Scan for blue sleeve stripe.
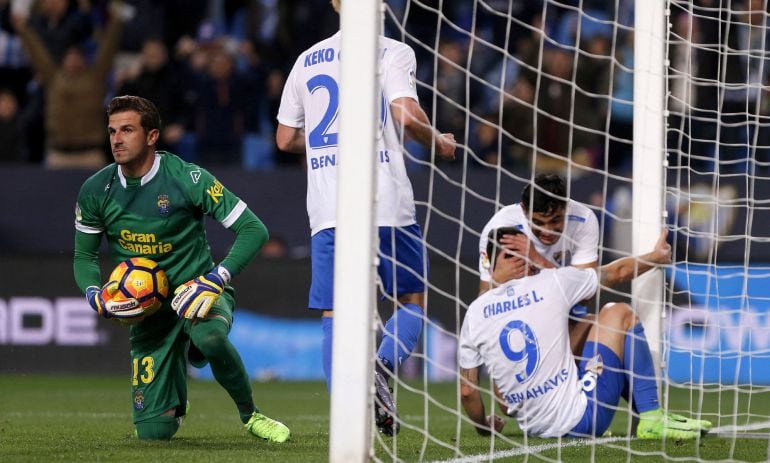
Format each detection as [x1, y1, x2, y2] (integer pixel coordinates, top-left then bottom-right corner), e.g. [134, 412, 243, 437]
[567, 214, 586, 223]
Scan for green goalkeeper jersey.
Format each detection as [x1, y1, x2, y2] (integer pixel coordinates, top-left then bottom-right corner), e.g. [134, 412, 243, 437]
[75, 151, 252, 288]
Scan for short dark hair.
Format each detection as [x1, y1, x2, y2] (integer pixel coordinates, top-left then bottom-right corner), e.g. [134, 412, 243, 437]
[486, 227, 522, 271]
[521, 173, 567, 215]
[107, 95, 161, 133]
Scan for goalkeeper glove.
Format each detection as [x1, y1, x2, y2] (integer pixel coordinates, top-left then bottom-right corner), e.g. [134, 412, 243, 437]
[171, 265, 231, 319]
[85, 282, 141, 319]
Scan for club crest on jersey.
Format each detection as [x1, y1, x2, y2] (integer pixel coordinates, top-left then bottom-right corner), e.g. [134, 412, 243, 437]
[157, 195, 170, 216]
[134, 390, 145, 410]
[190, 170, 201, 184]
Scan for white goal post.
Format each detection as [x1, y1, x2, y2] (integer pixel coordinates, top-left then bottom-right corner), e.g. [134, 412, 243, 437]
[329, 0, 379, 462]
[632, 0, 666, 382]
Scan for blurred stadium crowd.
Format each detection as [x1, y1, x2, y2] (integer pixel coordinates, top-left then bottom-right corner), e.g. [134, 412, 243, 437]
[0, 0, 767, 175]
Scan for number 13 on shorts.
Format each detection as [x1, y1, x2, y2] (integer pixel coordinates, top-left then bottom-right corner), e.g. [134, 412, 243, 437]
[132, 356, 155, 385]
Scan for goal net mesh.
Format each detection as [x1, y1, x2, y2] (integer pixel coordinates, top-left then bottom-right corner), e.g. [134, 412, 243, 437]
[365, 0, 770, 461]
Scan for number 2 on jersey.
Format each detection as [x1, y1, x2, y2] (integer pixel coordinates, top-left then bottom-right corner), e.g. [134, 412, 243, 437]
[306, 75, 339, 149]
[306, 75, 388, 149]
[499, 320, 540, 383]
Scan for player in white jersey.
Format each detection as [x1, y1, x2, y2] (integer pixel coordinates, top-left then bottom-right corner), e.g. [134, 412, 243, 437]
[478, 175, 600, 290]
[459, 229, 711, 439]
[479, 173, 601, 372]
[479, 173, 672, 357]
[275, 0, 455, 436]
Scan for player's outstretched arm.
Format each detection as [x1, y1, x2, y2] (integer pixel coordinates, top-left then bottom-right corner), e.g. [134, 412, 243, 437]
[390, 97, 455, 161]
[276, 124, 306, 154]
[599, 228, 672, 287]
[460, 367, 488, 434]
[460, 367, 504, 435]
[11, 11, 57, 85]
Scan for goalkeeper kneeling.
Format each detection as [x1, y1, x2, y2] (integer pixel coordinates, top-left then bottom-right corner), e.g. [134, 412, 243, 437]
[458, 233, 711, 439]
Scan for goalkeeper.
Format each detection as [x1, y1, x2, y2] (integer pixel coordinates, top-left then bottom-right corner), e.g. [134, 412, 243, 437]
[459, 230, 712, 439]
[73, 95, 290, 442]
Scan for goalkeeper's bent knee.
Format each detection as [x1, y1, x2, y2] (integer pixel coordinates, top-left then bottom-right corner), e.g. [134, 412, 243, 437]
[189, 317, 230, 359]
[135, 415, 179, 440]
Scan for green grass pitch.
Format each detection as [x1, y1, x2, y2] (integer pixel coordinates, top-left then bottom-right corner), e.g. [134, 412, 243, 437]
[1, 375, 769, 462]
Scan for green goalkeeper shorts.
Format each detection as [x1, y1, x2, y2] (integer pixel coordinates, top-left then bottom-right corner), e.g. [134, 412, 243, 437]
[128, 291, 235, 424]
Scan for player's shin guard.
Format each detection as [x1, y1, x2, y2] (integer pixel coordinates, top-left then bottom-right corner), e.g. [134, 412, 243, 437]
[135, 415, 179, 440]
[322, 316, 333, 391]
[377, 303, 424, 373]
[190, 318, 256, 423]
[624, 322, 660, 413]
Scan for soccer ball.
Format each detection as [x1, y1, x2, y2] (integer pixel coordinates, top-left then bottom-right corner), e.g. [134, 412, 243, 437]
[104, 257, 170, 324]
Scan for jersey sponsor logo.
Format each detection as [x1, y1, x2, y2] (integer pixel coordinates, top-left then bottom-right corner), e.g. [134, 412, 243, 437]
[503, 368, 569, 405]
[190, 170, 201, 184]
[118, 229, 173, 255]
[482, 290, 544, 318]
[157, 195, 170, 216]
[207, 180, 224, 203]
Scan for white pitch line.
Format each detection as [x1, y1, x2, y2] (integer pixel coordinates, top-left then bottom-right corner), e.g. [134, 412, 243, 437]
[711, 421, 770, 433]
[426, 436, 630, 463]
[428, 422, 770, 463]
[711, 420, 770, 436]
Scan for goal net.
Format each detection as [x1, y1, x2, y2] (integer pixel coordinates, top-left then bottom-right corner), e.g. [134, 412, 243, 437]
[333, 0, 770, 461]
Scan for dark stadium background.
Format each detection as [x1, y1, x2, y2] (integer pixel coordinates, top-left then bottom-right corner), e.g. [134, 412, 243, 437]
[1, 0, 767, 379]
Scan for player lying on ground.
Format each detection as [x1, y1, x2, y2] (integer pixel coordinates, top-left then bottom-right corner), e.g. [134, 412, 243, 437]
[458, 228, 712, 439]
[74, 95, 290, 442]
